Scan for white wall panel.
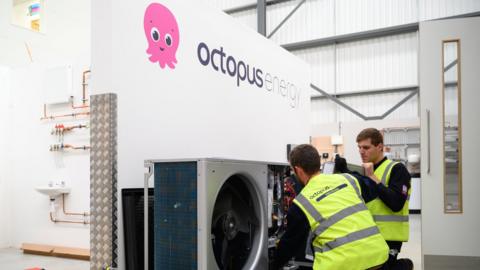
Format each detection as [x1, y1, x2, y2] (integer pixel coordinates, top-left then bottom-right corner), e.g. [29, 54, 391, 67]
[268, 0, 334, 44]
[231, 8, 257, 31]
[337, 92, 418, 122]
[311, 98, 337, 124]
[336, 32, 418, 93]
[1, 0, 91, 250]
[312, 91, 418, 124]
[386, 92, 419, 120]
[336, 0, 417, 35]
[293, 45, 335, 97]
[420, 0, 480, 21]
[201, 0, 256, 11]
[93, 1, 312, 267]
[0, 66, 11, 248]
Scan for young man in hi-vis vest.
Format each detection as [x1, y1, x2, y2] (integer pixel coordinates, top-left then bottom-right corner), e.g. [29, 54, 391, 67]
[356, 128, 413, 270]
[273, 144, 389, 270]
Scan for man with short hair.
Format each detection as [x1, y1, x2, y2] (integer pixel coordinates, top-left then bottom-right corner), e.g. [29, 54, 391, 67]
[274, 144, 389, 270]
[356, 128, 413, 270]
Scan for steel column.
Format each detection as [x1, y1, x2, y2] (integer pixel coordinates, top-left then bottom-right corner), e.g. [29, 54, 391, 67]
[257, 0, 267, 36]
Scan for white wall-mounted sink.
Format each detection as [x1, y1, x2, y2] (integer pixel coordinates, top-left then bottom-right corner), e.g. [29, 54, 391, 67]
[36, 186, 70, 199]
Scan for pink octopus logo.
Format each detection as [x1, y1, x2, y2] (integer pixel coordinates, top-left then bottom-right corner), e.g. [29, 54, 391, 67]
[144, 3, 179, 69]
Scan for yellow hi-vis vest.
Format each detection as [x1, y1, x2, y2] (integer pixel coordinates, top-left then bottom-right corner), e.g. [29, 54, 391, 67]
[293, 174, 389, 270]
[366, 159, 410, 242]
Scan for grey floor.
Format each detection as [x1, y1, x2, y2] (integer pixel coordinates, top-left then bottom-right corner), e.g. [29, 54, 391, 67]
[0, 214, 423, 270]
[401, 214, 422, 270]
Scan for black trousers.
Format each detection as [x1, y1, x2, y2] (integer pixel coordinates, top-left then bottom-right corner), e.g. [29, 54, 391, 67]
[381, 241, 403, 270]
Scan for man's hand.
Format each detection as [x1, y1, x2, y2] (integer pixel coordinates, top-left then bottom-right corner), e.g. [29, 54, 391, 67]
[362, 162, 381, 184]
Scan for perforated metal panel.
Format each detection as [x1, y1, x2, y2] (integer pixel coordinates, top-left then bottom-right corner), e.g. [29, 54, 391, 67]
[90, 93, 118, 270]
[154, 162, 198, 270]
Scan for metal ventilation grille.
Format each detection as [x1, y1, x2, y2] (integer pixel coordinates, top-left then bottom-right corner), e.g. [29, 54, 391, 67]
[155, 162, 197, 270]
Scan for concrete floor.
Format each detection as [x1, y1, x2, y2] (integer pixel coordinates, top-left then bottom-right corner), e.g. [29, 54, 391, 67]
[402, 214, 422, 270]
[0, 214, 423, 270]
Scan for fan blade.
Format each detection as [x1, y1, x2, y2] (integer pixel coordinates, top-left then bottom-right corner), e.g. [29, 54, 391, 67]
[221, 236, 228, 270]
[212, 192, 232, 226]
[230, 189, 259, 229]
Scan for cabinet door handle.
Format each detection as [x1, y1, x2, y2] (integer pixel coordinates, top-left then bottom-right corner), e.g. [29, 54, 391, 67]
[426, 109, 431, 174]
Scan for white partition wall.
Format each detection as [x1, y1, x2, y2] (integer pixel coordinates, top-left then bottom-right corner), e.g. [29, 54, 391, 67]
[420, 17, 480, 269]
[91, 1, 311, 268]
[0, 0, 91, 251]
[0, 67, 11, 248]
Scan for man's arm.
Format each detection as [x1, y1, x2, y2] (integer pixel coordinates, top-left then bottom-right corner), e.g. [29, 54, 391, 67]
[364, 162, 411, 212]
[348, 172, 378, 203]
[273, 203, 310, 269]
[333, 156, 378, 203]
[376, 163, 411, 212]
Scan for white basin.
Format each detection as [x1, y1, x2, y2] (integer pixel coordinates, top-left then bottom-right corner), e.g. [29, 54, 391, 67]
[36, 186, 70, 198]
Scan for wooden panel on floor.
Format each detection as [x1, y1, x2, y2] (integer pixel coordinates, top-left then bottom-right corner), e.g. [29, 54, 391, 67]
[21, 243, 54, 256]
[52, 246, 90, 261]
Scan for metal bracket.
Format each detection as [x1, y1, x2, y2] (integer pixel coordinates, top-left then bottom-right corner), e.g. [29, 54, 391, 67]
[311, 83, 419, 121]
[258, 0, 267, 35]
[267, 0, 306, 38]
[144, 161, 154, 270]
[224, 0, 294, 14]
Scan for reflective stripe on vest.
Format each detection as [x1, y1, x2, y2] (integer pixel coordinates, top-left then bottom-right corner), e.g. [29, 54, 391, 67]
[294, 174, 390, 269]
[373, 215, 409, 222]
[295, 194, 324, 223]
[314, 203, 367, 236]
[367, 159, 410, 242]
[295, 194, 324, 259]
[342, 173, 362, 201]
[313, 226, 380, 253]
[381, 161, 396, 185]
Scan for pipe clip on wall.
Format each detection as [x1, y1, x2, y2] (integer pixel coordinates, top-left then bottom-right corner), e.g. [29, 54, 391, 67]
[49, 143, 91, 152]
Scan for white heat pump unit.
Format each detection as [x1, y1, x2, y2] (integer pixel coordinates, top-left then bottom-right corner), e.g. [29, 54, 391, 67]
[144, 158, 297, 270]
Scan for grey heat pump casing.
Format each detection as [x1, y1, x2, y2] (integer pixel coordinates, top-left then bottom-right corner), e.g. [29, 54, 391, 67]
[150, 158, 278, 270]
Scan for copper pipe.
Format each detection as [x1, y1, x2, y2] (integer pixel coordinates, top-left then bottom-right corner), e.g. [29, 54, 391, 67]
[69, 70, 91, 109]
[63, 124, 88, 132]
[50, 212, 89, 225]
[41, 69, 91, 119]
[71, 103, 89, 109]
[40, 111, 90, 121]
[62, 194, 90, 217]
[24, 42, 33, 63]
[52, 124, 88, 135]
[63, 144, 91, 150]
[50, 144, 91, 151]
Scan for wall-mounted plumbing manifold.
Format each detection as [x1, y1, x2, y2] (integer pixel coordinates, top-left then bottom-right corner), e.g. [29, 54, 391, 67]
[51, 124, 89, 136]
[49, 143, 91, 152]
[51, 123, 89, 144]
